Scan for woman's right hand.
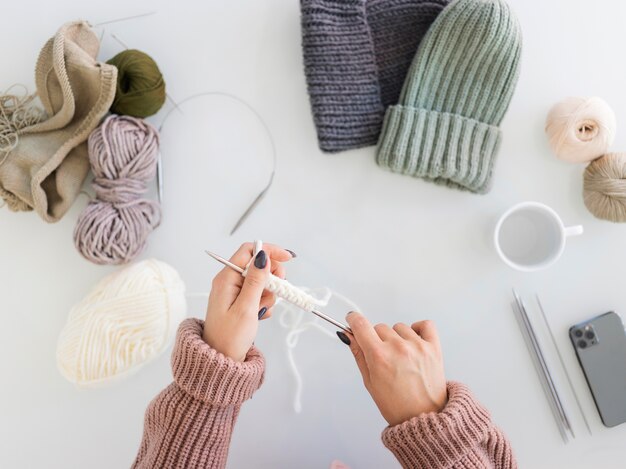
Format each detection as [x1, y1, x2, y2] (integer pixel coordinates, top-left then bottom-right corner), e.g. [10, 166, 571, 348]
[341, 312, 448, 426]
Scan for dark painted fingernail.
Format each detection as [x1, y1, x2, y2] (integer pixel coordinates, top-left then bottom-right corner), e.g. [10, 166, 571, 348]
[258, 307, 268, 320]
[336, 331, 351, 345]
[254, 250, 267, 269]
[286, 249, 297, 258]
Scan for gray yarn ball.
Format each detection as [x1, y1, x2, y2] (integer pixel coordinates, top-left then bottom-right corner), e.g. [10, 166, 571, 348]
[583, 153, 626, 222]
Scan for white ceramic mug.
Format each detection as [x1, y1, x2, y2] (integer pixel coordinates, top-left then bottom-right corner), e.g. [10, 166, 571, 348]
[494, 202, 583, 272]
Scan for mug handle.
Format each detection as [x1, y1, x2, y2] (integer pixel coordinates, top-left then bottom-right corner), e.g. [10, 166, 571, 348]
[564, 225, 584, 237]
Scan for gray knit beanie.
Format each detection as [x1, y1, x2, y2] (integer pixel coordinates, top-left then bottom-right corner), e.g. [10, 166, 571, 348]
[376, 0, 522, 193]
[301, 0, 449, 153]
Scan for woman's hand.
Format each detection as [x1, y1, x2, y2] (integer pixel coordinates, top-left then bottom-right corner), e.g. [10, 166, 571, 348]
[203, 242, 293, 362]
[341, 312, 448, 426]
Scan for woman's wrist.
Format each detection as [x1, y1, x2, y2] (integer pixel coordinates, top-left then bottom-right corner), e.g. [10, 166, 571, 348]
[382, 382, 492, 460]
[201, 328, 246, 362]
[173, 318, 265, 405]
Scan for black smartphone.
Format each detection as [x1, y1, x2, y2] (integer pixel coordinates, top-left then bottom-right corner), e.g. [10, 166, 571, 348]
[570, 312, 626, 427]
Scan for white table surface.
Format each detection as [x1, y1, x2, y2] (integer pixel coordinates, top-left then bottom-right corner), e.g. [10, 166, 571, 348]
[3, 0, 626, 467]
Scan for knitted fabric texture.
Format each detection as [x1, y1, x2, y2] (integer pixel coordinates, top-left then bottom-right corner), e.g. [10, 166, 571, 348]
[132, 319, 265, 468]
[0, 21, 117, 221]
[133, 320, 517, 468]
[382, 381, 517, 468]
[301, 0, 449, 153]
[376, 0, 522, 193]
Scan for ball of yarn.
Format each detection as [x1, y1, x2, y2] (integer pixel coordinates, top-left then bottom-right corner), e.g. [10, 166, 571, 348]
[74, 115, 161, 265]
[545, 97, 616, 163]
[583, 153, 626, 222]
[106, 49, 166, 118]
[56, 259, 186, 387]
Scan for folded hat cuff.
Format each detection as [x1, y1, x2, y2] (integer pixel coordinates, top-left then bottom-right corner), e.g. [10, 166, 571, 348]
[376, 106, 502, 193]
[301, 0, 384, 153]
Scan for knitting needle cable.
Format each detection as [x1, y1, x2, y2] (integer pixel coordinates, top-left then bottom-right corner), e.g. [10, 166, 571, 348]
[158, 92, 276, 235]
[512, 290, 570, 443]
[515, 291, 574, 440]
[205, 250, 351, 333]
[103, 27, 275, 234]
[536, 294, 592, 435]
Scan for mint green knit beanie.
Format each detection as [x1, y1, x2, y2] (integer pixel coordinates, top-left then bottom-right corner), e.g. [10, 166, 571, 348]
[376, 0, 522, 193]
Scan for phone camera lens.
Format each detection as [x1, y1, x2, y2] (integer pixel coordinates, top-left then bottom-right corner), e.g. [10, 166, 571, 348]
[574, 329, 583, 338]
[578, 340, 588, 349]
[585, 330, 595, 340]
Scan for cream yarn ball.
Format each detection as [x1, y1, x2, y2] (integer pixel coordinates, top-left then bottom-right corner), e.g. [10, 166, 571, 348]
[57, 259, 186, 387]
[583, 153, 626, 223]
[545, 97, 616, 163]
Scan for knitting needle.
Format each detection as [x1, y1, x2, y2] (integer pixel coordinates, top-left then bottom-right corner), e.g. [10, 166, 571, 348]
[93, 11, 157, 27]
[156, 151, 164, 204]
[514, 291, 573, 440]
[512, 290, 571, 443]
[229, 170, 274, 236]
[536, 295, 592, 435]
[206, 250, 245, 274]
[205, 250, 352, 334]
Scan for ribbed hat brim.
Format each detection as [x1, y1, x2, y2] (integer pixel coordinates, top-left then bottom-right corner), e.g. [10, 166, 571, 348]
[376, 105, 501, 193]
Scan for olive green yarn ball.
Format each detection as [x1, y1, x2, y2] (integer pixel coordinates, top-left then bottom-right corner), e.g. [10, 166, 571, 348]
[106, 49, 166, 118]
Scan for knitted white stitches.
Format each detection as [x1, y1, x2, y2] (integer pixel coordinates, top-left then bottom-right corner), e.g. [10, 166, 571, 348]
[265, 276, 319, 312]
[243, 240, 322, 312]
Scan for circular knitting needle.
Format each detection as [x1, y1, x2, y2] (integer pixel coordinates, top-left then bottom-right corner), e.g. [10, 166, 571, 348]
[205, 250, 352, 334]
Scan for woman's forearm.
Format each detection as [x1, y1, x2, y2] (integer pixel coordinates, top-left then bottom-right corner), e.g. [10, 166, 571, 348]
[132, 319, 265, 469]
[382, 382, 517, 469]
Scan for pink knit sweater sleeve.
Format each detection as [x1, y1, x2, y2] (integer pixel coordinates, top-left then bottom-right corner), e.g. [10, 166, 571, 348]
[382, 381, 517, 469]
[131, 318, 264, 469]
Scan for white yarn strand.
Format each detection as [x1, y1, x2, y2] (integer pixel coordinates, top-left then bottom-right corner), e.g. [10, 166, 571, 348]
[275, 287, 361, 413]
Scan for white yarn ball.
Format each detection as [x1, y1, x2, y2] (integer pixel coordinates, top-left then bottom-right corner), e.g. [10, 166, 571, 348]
[545, 97, 616, 163]
[57, 259, 186, 387]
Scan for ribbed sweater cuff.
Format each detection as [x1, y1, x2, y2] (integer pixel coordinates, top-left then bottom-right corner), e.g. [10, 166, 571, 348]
[381, 381, 493, 468]
[171, 318, 265, 407]
[301, 0, 384, 152]
[376, 106, 501, 193]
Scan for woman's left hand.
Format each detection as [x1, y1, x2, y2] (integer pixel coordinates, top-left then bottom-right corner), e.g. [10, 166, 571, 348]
[203, 242, 293, 362]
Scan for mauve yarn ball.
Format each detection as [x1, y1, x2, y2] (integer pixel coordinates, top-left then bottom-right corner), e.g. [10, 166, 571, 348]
[74, 115, 161, 264]
[107, 49, 166, 118]
[583, 153, 626, 223]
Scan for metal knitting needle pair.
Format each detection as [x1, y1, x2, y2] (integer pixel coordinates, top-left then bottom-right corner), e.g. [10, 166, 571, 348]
[205, 250, 352, 334]
[512, 290, 591, 443]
